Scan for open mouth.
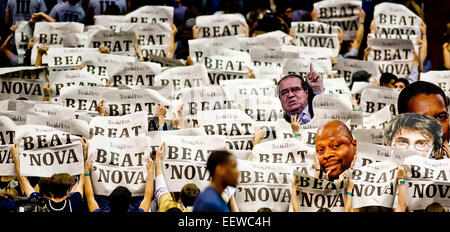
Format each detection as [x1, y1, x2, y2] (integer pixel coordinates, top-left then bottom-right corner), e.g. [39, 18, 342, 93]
[288, 100, 297, 106]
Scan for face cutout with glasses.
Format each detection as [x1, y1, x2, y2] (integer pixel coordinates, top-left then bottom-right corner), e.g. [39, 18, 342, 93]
[392, 128, 433, 158]
[280, 87, 303, 96]
[278, 77, 308, 114]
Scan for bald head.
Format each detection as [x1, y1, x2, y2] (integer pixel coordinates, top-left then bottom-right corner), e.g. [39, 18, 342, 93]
[315, 120, 356, 180]
[317, 120, 353, 141]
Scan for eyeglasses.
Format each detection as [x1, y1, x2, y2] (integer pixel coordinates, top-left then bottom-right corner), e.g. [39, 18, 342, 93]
[393, 139, 431, 152]
[280, 87, 304, 97]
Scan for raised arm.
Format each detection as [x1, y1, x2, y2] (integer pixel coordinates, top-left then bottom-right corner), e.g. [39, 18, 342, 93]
[138, 157, 155, 212]
[166, 24, 178, 59]
[83, 154, 100, 212]
[134, 44, 144, 62]
[253, 127, 265, 147]
[96, 100, 105, 116]
[154, 143, 164, 178]
[443, 43, 450, 70]
[192, 25, 199, 39]
[418, 22, 428, 71]
[291, 114, 301, 140]
[291, 176, 300, 212]
[35, 45, 48, 66]
[43, 83, 51, 101]
[71, 138, 88, 198]
[351, 9, 366, 52]
[394, 165, 407, 212]
[157, 104, 167, 131]
[306, 64, 324, 93]
[229, 195, 240, 212]
[11, 144, 35, 197]
[31, 12, 56, 23]
[311, 9, 317, 21]
[363, 46, 371, 61]
[0, 25, 18, 62]
[344, 177, 354, 212]
[242, 23, 249, 37]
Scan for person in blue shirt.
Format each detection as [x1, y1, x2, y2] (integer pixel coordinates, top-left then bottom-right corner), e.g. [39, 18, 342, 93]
[10, 141, 87, 212]
[4, 0, 47, 26]
[88, 0, 127, 16]
[0, 187, 18, 212]
[193, 150, 239, 212]
[49, 0, 86, 23]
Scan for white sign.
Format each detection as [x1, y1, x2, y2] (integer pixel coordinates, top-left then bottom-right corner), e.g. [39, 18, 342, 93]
[404, 155, 450, 210]
[0, 116, 16, 176]
[374, 2, 422, 37]
[291, 21, 340, 58]
[89, 136, 152, 196]
[161, 134, 226, 191]
[196, 14, 246, 38]
[0, 66, 47, 101]
[154, 63, 209, 99]
[89, 112, 148, 138]
[15, 125, 84, 177]
[314, 0, 362, 40]
[352, 160, 400, 208]
[236, 160, 295, 212]
[368, 38, 414, 79]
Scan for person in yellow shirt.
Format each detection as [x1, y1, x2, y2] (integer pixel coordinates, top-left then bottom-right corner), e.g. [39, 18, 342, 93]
[154, 144, 200, 212]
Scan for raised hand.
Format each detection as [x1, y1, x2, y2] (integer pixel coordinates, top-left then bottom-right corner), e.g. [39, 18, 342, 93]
[96, 100, 105, 116]
[253, 127, 265, 145]
[192, 25, 199, 39]
[306, 63, 324, 93]
[290, 113, 302, 135]
[397, 165, 407, 179]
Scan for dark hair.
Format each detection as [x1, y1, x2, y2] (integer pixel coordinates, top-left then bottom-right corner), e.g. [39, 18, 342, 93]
[217, 0, 240, 14]
[383, 113, 443, 155]
[253, 13, 283, 33]
[39, 177, 52, 198]
[257, 207, 272, 212]
[67, 0, 79, 5]
[300, 12, 312, 21]
[398, 81, 449, 114]
[445, 24, 450, 44]
[379, 73, 397, 86]
[316, 207, 331, 212]
[359, 206, 393, 212]
[340, 41, 352, 56]
[180, 183, 200, 206]
[350, 70, 371, 90]
[166, 207, 183, 213]
[109, 186, 132, 213]
[105, 4, 121, 15]
[425, 202, 446, 212]
[206, 150, 233, 177]
[49, 173, 74, 199]
[395, 78, 409, 87]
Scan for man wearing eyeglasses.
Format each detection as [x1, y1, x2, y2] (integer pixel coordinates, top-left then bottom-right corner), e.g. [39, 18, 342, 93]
[384, 113, 443, 159]
[278, 64, 325, 125]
